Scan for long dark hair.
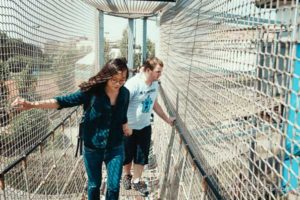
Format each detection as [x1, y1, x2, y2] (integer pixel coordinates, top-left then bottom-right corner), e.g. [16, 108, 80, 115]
[79, 58, 128, 92]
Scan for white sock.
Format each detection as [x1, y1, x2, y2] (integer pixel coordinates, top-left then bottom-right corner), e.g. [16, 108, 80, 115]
[133, 178, 140, 183]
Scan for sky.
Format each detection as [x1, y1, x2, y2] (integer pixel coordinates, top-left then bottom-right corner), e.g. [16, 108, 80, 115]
[104, 14, 160, 45]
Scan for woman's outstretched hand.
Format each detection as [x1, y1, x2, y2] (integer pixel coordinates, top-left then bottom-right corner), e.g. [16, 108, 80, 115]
[11, 97, 33, 111]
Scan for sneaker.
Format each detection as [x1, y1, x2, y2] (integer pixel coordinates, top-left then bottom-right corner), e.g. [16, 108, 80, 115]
[132, 181, 149, 197]
[123, 174, 132, 190]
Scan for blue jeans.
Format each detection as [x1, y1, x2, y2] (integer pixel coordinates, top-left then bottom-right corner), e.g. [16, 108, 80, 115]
[83, 145, 124, 200]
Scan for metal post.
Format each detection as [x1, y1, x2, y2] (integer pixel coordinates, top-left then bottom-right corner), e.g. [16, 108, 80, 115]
[22, 159, 30, 199]
[142, 17, 148, 63]
[159, 92, 179, 199]
[0, 174, 5, 200]
[186, 165, 196, 200]
[98, 10, 105, 69]
[128, 19, 134, 69]
[177, 149, 188, 200]
[281, 0, 299, 191]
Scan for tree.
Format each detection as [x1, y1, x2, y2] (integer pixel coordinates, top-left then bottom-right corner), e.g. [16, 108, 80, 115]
[0, 60, 10, 127]
[119, 29, 142, 67]
[147, 39, 155, 58]
[134, 52, 142, 68]
[0, 32, 50, 159]
[119, 29, 128, 60]
[119, 28, 156, 68]
[104, 37, 112, 63]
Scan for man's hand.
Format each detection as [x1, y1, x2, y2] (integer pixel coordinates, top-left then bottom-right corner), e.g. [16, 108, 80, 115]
[123, 123, 133, 136]
[166, 117, 176, 126]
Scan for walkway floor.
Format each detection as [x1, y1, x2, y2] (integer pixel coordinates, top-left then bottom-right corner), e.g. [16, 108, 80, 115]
[97, 142, 159, 200]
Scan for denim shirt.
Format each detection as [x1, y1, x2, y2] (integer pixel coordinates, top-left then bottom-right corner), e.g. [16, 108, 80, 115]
[54, 86, 129, 149]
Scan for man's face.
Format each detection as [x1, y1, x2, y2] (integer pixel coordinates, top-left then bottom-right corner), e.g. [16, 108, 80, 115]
[147, 64, 163, 82]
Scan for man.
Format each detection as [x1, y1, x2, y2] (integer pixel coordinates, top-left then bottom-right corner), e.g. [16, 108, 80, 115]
[123, 57, 175, 196]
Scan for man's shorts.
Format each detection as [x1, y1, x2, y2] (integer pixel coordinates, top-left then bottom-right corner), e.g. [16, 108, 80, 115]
[123, 125, 152, 165]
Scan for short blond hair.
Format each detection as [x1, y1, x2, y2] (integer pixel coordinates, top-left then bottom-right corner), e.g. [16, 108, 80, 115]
[143, 57, 163, 71]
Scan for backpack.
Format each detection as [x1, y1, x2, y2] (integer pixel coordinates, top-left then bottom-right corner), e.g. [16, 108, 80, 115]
[75, 96, 95, 157]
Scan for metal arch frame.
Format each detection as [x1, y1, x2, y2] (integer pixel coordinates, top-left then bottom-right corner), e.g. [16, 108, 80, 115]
[82, 0, 175, 19]
[132, 0, 176, 2]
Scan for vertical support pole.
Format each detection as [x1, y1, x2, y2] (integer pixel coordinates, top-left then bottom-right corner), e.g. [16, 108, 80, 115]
[186, 165, 196, 200]
[142, 17, 148, 63]
[128, 18, 134, 70]
[177, 149, 188, 200]
[155, 15, 161, 57]
[0, 174, 4, 191]
[283, 43, 300, 192]
[22, 159, 30, 199]
[0, 174, 5, 200]
[159, 92, 179, 199]
[98, 10, 105, 69]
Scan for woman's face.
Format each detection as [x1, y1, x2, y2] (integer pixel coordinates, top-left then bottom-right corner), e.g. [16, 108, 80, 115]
[107, 70, 127, 92]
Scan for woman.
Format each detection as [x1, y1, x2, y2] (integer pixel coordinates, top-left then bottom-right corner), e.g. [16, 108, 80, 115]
[12, 58, 132, 200]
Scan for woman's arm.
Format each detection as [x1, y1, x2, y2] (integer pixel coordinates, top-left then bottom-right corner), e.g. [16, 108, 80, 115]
[122, 89, 132, 136]
[12, 90, 88, 111]
[11, 97, 59, 110]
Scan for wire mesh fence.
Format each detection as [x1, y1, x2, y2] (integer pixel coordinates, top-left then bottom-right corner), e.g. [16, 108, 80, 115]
[0, 0, 97, 199]
[158, 0, 300, 199]
[1, 0, 300, 199]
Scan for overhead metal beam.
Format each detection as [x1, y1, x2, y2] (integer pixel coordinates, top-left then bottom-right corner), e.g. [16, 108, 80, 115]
[98, 10, 105, 69]
[133, 0, 176, 2]
[142, 17, 147, 63]
[83, 0, 175, 19]
[128, 19, 134, 69]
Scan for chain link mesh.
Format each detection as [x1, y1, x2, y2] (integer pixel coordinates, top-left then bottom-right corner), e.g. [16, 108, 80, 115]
[158, 0, 300, 199]
[1, 0, 300, 199]
[0, 0, 97, 199]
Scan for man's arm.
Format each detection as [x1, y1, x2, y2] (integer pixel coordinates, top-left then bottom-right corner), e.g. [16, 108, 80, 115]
[153, 100, 175, 125]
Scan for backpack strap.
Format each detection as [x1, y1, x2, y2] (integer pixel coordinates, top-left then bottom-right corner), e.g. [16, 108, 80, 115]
[75, 95, 95, 157]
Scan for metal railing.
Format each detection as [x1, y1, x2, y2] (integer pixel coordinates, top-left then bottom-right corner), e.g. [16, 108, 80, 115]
[158, 0, 300, 199]
[0, 1, 97, 199]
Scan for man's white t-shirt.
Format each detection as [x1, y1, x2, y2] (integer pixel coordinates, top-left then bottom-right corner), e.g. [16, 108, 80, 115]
[125, 73, 159, 130]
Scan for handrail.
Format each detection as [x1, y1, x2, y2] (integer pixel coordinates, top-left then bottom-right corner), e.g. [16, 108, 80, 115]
[0, 107, 81, 177]
[159, 85, 223, 199]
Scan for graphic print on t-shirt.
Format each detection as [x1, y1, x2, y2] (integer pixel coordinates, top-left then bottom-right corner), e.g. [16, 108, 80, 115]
[142, 95, 153, 113]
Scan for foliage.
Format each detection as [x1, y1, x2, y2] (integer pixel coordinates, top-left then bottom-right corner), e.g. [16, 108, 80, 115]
[6, 55, 50, 73]
[105, 37, 112, 63]
[0, 81, 9, 127]
[119, 28, 156, 68]
[147, 39, 155, 58]
[0, 109, 50, 156]
[12, 109, 50, 139]
[15, 66, 38, 96]
[48, 43, 82, 93]
[0, 60, 10, 81]
[135, 52, 142, 68]
[119, 29, 128, 60]
[0, 31, 51, 171]
[0, 31, 43, 62]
